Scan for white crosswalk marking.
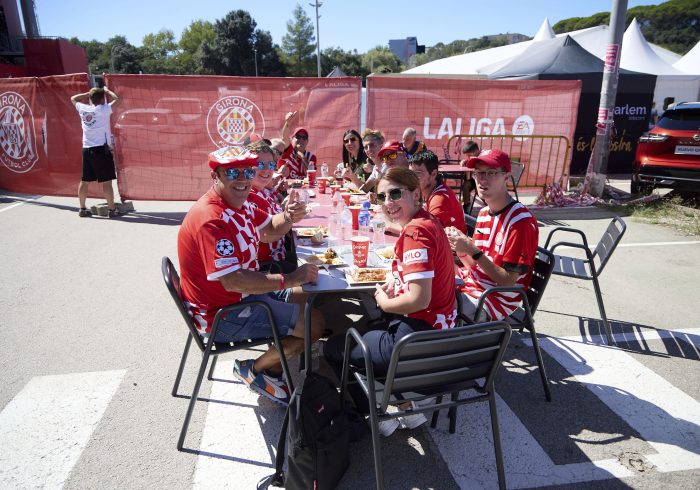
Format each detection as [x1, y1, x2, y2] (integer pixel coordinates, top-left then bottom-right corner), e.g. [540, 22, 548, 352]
[0, 370, 125, 489]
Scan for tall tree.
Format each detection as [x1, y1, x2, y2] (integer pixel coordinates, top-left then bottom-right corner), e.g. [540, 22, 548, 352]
[139, 29, 179, 74]
[280, 4, 316, 77]
[200, 10, 284, 76]
[102, 36, 142, 74]
[178, 20, 216, 74]
[362, 46, 403, 74]
[321, 46, 367, 77]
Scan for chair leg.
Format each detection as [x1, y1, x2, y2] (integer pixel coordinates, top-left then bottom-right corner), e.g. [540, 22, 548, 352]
[526, 324, 552, 402]
[430, 395, 443, 428]
[177, 348, 212, 451]
[592, 276, 614, 345]
[207, 356, 218, 380]
[172, 334, 193, 396]
[367, 403, 385, 490]
[448, 392, 458, 434]
[488, 392, 507, 490]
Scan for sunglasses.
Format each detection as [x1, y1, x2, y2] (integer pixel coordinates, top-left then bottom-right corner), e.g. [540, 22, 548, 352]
[294, 134, 308, 140]
[256, 161, 277, 171]
[343, 137, 357, 144]
[376, 188, 405, 204]
[223, 167, 256, 180]
[381, 151, 399, 162]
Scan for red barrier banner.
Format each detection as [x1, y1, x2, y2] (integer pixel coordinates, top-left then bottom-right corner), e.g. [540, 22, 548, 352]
[366, 76, 582, 186]
[106, 75, 362, 200]
[0, 73, 89, 196]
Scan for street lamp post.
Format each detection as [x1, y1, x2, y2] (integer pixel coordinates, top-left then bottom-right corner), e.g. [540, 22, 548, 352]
[110, 45, 127, 73]
[254, 48, 258, 77]
[309, 1, 322, 77]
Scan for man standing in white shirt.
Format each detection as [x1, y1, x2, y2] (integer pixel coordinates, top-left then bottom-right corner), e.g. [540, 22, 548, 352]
[70, 86, 121, 218]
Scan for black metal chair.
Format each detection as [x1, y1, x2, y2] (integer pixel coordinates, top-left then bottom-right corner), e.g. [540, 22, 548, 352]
[456, 247, 555, 402]
[161, 256, 293, 450]
[543, 216, 627, 345]
[341, 321, 512, 490]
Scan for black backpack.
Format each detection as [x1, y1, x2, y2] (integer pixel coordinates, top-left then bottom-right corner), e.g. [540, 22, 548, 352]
[271, 371, 350, 489]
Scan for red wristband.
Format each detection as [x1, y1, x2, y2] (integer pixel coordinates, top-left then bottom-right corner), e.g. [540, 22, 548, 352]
[280, 274, 285, 291]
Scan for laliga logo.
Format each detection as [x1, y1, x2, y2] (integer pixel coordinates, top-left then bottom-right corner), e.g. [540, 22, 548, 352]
[512, 115, 534, 142]
[207, 95, 266, 147]
[0, 91, 38, 173]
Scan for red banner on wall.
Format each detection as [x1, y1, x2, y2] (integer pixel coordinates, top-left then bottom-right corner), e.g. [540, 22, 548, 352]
[0, 73, 89, 196]
[106, 74, 362, 201]
[366, 75, 581, 186]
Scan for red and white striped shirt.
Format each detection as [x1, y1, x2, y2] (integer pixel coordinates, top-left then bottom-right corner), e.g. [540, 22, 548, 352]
[458, 201, 538, 320]
[277, 145, 317, 179]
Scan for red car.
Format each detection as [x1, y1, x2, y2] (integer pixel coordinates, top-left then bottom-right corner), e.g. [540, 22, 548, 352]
[632, 101, 700, 195]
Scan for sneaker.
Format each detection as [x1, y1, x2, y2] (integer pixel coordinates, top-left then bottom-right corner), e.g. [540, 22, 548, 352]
[397, 398, 435, 430]
[233, 359, 290, 406]
[377, 417, 400, 437]
[78, 208, 92, 218]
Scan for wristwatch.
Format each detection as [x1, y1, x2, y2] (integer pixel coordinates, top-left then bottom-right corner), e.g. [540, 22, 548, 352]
[471, 250, 484, 261]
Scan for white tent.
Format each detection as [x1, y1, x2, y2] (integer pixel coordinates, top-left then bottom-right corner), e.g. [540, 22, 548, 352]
[674, 41, 700, 75]
[532, 17, 556, 42]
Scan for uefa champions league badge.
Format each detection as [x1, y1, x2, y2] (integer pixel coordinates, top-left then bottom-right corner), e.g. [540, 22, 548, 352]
[0, 91, 38, 173]
[207, 95, 266, 148]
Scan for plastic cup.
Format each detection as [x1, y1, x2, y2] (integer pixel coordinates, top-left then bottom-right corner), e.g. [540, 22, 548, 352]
[349, 205, 361, 231]
[341, 192, 352, 207]
[351, 236, 370, 267]
[307, 169, 317, 187]
[330, 185, 341, 197]
[317, 177, 327, 194]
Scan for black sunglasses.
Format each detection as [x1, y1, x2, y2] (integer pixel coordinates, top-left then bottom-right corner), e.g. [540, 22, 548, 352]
[376, 188, 405, 204]
[344, 137, 357, 144]
[294, 134, 308, 140]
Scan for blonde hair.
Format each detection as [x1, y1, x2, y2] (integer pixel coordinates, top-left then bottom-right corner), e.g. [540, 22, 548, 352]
[361, 128, 384, 144]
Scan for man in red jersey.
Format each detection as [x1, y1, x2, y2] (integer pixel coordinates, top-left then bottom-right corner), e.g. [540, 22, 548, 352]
[409, 149, 467, 233]
[177, 146, 325, 406]
[446, 149, 538, 321]
[277, 127, 317, 179]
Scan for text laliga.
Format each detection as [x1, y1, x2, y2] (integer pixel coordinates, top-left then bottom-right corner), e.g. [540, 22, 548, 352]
[423, 117, 509, 139]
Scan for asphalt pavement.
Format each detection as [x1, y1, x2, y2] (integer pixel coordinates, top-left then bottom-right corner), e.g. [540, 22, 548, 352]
[0, 190, 699, 489]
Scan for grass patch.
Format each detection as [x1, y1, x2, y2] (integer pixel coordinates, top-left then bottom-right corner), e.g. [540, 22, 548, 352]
[611, 195, 700, 236]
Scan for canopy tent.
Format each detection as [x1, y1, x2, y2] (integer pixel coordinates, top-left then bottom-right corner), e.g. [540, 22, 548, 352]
[674, 41, 700, 75]
[488, 35, 656, 174]
[532, 17, 556, 42]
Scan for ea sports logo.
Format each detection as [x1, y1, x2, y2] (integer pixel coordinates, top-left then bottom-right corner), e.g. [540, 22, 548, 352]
[0, 91, 38, 173]
[207, 96, 265, 147]
[512, 115, 534, 142]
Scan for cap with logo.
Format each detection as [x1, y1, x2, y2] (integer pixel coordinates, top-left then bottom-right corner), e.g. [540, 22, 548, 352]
[465, 148, 511, 172]
[208, 146, 259, 170]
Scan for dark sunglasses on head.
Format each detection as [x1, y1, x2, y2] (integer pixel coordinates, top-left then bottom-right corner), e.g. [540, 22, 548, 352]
[223, 167, 256, 180]
[256, 161, 277, 171]
[343, 137, 357, 144]
[294, 134, 308, 140]
[376, 188, 405, 204]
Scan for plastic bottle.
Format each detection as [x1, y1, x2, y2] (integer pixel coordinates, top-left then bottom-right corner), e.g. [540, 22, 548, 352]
[373, 210, 386, 246]
[328, 211, 341, 247]
[331, 188, 342, 214]
[320, 161, 329, 178]
[358, 201, 372, 238]
[340, 205, 353, 241]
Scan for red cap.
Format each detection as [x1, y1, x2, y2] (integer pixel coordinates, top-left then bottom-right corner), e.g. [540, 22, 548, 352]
[377, 140, 403, 157]
[465, 148, 511, 172]
[207, 146, 259, 170]
[292, 127, 309, 138]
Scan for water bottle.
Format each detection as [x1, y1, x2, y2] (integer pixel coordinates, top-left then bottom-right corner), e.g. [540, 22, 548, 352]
[328, 212, 341, 247]
[321, 161, 329, 178]
[340, 205, 353, 241]
[331, 188, 342, 214]
[373, 210, 386, 246]
[358, 201, 372, 238]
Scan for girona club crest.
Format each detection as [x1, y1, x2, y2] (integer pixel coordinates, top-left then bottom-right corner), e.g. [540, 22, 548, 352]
[0, 91, 38, 173]
[207, 95, 266, 147]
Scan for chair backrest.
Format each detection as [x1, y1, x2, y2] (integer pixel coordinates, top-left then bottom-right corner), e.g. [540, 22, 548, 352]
[592, 216, 626, 275]
[380, 322, 511, 409]
[526, 247, 555, 315]
[162, 256, 207, 352]
[509, 161, 525, 190]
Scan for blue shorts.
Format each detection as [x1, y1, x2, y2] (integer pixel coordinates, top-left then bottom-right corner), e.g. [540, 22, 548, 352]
[213, 290, 299, 343]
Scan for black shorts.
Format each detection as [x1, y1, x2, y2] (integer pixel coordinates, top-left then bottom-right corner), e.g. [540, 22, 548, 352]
[82, 145, 116, 183]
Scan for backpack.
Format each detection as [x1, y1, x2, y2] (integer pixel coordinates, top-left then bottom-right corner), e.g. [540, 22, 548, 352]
[271, 370, 350, 489]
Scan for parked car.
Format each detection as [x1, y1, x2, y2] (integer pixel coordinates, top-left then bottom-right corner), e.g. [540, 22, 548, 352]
[631, 101, 700, 195]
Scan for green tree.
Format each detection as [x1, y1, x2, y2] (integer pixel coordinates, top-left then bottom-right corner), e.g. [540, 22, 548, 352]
[139, 29, 179, 74]
[200, 10, 285, 76]
[280, 4, 316, 76]
[362, 46, 403, 74]
[101, 36, 141, 74]
[178, 20, 216, 74]
[321, 46, 367, 77]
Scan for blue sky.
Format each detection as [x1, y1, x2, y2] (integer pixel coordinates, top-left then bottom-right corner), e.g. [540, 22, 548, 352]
[35, 0, 667, 52]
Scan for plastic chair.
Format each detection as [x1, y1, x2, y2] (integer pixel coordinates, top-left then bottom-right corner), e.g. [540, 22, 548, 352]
[162, 256, 293, 450]
[544, 217, 627, 345]
[456, 247, 555, 402]
[341, 322, 512, 490]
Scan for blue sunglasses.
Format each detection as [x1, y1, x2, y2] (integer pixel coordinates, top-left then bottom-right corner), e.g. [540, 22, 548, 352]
[257, 161, 277, 171]
[224, 167, 256, 180]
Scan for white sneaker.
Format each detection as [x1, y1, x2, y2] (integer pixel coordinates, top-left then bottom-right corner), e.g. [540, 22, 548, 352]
[377, 417, 400, 437]
[398, 412, 428, 430]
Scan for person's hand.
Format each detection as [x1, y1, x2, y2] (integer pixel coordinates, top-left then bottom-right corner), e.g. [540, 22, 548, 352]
[374, 283, 389, 309]
[285, 110, 297, 123]
[445, 226, 472, 255]
[341, 167, 353, 180]
[379, 278, 395, 298]
[288, 263, 318, 286]
[285, 189, 307, 222]
[362, 162, 374, 174]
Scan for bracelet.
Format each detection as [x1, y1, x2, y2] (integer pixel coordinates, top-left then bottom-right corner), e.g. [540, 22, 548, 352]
[279, 274, 285, 291]
[471, 250, 484, 261]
